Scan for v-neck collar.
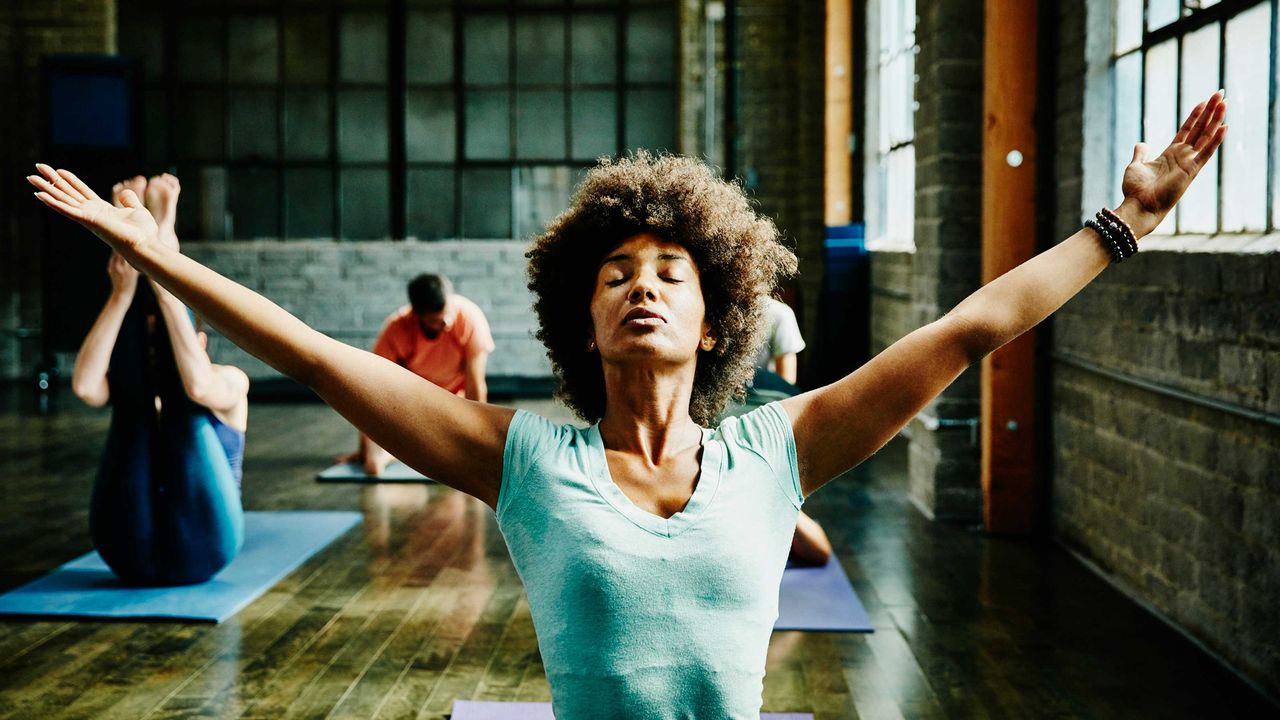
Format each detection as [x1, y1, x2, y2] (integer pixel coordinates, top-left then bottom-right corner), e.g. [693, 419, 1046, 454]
[585, 423, 723, 538]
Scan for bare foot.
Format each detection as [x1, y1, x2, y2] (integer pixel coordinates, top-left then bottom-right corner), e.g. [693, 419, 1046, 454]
[111, 175, 146, 209]
[145, 173, 181, 249]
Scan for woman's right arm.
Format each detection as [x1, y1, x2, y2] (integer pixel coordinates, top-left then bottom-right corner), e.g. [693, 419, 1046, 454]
[30, 166, 512, 508]
[71, 253, 138, 407]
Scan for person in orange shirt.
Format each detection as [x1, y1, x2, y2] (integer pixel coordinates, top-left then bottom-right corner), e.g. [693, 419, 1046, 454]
[339, 273, 495, 475]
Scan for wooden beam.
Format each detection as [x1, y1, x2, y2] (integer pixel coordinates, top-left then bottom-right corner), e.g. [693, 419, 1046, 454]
[981, 0, 1038, 534]
[824, 0, 853, 226]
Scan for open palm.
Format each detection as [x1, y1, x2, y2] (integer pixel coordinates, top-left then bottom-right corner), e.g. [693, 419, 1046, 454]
[1122, 90, 1227, 223]
[28, 164, 158, 253]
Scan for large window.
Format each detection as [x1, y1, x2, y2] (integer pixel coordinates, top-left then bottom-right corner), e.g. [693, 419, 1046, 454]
[119, 0, 678, 241]
[1111, 0, 1278, 236]
[865, 0, 916, 248]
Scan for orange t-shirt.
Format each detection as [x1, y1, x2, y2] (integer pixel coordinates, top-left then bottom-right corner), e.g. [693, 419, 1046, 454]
[372, 296, 496, 396]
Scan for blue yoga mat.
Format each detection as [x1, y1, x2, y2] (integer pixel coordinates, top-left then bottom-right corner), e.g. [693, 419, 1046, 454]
[0, 511, 360, 623]
[317, 461, 431, 483]
[775, 555, 873, 632]
[450, 700, 812, 720]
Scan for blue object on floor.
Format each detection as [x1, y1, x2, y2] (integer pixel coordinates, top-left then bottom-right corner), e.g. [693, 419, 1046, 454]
[0, 511, 360, 623]
[450, 700, 813, 720]
[775, 554, 873, 632]
[317, 461, 431, 483]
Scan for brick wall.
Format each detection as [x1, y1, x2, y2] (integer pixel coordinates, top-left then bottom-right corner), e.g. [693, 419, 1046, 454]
[171, 241, 549, 383]
[902, 0, 985, 519]
[1051, 0, 1280, 699]
[869, 250, 913, 356]
[0, 0, 115, 381]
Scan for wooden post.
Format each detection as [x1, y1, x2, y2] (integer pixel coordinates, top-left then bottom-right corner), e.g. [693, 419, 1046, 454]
[825, 0, 853, 226]
[981, 0, 1037, 534]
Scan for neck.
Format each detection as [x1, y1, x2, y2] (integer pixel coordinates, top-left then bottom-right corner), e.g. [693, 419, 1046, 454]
[597, 359, 701, 465]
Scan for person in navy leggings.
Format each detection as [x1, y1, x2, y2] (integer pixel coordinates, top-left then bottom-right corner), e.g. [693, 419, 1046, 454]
[70, 174, 249, 586]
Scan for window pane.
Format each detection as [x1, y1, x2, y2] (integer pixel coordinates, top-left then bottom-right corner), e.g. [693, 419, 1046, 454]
[1178, 23, 1220, 234]
[407, 10, 453, 84]
[465, 15, 510, 85]
[178, 17, 226, 82]
[1144, 40, 1178, 234]
[1147, 0, 1181, 32]
[229, 16, 279, 83]
[461, 169, 512, 238]
[406, 89, 456, 162]
[144, 90, 169, 164]
[176, 90, 225, 161]
[516, 90, 567, 159]
[1114, 0, 1143, 55]
[514, 166, 574, 239]
[229, 90, 279, 161]
[407, 168, 456, 239]
[626, 7, 675, 83]
[340, 169, 390, 239]
[465, 90, 511, 159]
[338, 89, 388, 161]
[177, 166, 228, 241]
[340, 12, 387, 83]
[571, 89, 617, 160]
[1113, 52, 1142, 202]
[624, 89, 675, 152]
[285, 13, 330, 83]
[284, 90, 331, 160]
[886, 144, 915, 242]
[1222, 2, 1270, 232]
[119, 13, 164, 82]
[285, 168, 333, 239]
[229, 168, 279, 240]
[516, 15, 565, 85]
[572, 14, 617, 85]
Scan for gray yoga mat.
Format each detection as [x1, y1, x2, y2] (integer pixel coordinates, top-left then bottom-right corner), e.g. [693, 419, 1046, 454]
[450, 700, 812, 719]
[317, 461, 431, 483]
[0, 511, 360, 623]
[775, 555, 873, 632]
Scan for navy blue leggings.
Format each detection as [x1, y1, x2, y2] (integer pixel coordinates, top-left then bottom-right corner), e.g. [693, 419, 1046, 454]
[91, 285, 244, 586]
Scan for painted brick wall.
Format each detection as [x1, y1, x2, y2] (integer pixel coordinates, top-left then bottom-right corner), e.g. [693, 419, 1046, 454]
[869, 250, 913, 356]
[176, 241, 549, 383]
[1051, 0, 1280, 699]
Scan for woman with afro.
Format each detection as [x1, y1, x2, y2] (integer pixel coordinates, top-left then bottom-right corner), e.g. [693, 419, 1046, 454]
[29, 89, 1226, 720]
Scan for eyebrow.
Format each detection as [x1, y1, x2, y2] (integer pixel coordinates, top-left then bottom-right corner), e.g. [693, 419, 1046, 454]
[600, 252, 690, 267]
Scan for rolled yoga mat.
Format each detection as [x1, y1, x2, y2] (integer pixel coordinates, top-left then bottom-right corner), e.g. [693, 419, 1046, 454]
[774, 555, 873, 632]
[0, 511, 360, 623]
[317, 461, 431, 483]
[450, 700, 813, 720]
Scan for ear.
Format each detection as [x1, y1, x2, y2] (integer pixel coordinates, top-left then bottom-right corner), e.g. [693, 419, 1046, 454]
[700, 331, 717, 352]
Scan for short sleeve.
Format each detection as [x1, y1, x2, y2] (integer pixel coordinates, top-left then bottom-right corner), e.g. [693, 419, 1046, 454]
[372, 310, 405, 362]
[770, 303, 806, 356]
[454, 299, 497, 357]
[725, 402, 804, 508]
[498, 409, 562, 520]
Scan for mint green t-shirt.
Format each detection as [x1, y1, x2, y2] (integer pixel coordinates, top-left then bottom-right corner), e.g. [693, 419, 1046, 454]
[496, 402, 805, 720]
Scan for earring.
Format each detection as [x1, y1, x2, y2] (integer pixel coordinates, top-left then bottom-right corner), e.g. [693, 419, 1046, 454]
[701, 338, 715, 351]
[587, 340, 596, 352]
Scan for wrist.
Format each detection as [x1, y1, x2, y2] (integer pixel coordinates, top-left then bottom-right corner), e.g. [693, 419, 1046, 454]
[1114, 198, 1160, 240]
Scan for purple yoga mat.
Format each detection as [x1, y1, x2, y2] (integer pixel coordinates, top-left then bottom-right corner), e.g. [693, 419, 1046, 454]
[774, 555, 873, 632]
[450, 700, 812, 720]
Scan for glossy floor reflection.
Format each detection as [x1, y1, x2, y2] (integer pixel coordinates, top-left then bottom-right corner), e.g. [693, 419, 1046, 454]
[0, 391, 1274, 719]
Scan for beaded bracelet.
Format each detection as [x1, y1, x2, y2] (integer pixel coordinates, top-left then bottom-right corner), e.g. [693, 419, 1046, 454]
[1084, 209, 1138, 263]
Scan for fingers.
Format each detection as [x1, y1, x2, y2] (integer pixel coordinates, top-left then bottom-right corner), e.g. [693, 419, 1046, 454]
[1131, 142, 1149, 164]
[58, 169, 103, 202]
[33, 191, 87, 221]
[1194, 124, 1227, 167]
[1193, 96, 1227, 152]
[35, 163, 87, 203]
[28, 174, 79, 206]
[118, 188, 144, 209]
[1174, 102, 1205, 145]
[1186, 91, 1224, 147]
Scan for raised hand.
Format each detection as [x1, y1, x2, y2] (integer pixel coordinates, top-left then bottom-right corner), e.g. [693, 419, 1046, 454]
[28, 164, 159, 255]
[1120, 90, 1227, 237]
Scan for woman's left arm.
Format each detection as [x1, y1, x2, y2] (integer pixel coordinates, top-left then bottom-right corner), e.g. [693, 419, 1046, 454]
[782, 90, 1227, 497]
[152, 283, 248, 413]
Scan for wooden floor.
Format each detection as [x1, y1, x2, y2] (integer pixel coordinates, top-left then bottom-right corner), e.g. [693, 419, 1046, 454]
[0, 390, 1275, 719]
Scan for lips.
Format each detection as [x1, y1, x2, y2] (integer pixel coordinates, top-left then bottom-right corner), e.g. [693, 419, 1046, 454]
[622, 307, 666, 325]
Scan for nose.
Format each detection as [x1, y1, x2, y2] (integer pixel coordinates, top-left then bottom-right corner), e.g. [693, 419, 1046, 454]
[627, 276, 657, 303]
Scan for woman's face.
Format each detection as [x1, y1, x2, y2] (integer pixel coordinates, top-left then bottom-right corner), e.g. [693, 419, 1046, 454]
[589, 232, 712, 364]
